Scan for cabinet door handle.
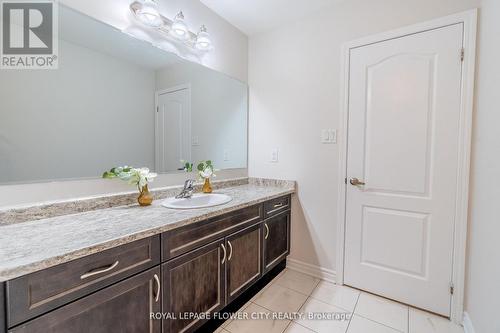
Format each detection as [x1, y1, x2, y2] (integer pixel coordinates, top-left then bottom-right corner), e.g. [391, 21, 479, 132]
[227, 241, 233, 261]
[80, 260, 119, 279]
[264, 223, 270, 240]
[221, 243, 227, 264]
[273, 203, 284, 208]
[153, 274, 161, 303]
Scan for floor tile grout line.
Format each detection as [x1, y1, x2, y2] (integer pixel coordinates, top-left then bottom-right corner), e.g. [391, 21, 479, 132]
[281, 320, 293, 333]
[345, 291, 361, 332]
[290, 321, 319, 333]
[272, 273, 322, 297]
[353, 313, 405, 332]
[222, 298, 253, 329]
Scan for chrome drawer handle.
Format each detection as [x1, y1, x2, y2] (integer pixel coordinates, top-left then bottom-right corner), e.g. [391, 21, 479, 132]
[227, 241, 233, 261]
[221, 243, 227, 264]
[264, 223, 270, 240]
[80, 260, 119, 280]
[153, 274, 161, 303]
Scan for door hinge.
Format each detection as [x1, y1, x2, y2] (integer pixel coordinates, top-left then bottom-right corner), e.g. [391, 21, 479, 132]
[460, 48, 465, 62]
[156, 106, 159, 113]
[450, 282, 455, 295]
[344, 177, 347, 184]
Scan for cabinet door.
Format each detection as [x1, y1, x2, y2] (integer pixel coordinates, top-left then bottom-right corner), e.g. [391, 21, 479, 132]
[10, 267, 161, 333]
[162, 239, 225, 333]
[263, 210, 291, 273]
[226, 223, 262, 303]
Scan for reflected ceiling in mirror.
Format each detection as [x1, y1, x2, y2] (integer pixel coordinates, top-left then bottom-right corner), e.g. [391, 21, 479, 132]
[0, 4, 248, 185]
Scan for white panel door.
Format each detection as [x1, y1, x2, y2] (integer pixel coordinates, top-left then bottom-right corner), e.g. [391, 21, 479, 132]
[344, 24, 464, 316]
[156, 88, 191, 173]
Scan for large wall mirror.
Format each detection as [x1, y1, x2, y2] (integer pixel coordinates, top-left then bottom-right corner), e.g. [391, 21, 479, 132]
[0, 4, 248, 185]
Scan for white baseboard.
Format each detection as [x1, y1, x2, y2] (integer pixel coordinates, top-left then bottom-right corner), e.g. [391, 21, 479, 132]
[463, 312, 475, 333]
[286, 258, 336, 283]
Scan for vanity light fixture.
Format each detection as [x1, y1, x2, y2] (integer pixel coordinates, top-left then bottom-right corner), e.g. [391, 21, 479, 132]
[135, 0, 162, 28]
[170, 11, 189, 40]
[130, 1, 213, 51]
[195, 25, 212, 50]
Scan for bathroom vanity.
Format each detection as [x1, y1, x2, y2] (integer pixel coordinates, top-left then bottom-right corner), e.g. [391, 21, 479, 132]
[0, 180, 293, 333]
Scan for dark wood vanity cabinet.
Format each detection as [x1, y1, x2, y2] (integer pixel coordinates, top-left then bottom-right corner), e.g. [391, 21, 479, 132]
[263, 210, 291, 273]
[225, 223, 263, 303]
[2, 195, 291, 333]
[1, 283, 5, 333]
[162, 222, 264, 333]
[162, 239, 226, 333]
[10, 267, 161, 333]
[7, 236, 160, 327]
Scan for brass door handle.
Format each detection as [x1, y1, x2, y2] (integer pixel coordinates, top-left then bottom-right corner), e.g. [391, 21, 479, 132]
[80, 261, 119, 279]
[349, 178, 366, 186]
[153, 274, 161, 303]
[221, 243, 227, 264]
[227, 241, 233, 261]
[264, 223, 270, 240]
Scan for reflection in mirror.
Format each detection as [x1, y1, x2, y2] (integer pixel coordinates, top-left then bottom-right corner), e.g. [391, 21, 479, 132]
[0, 4, 247, 185]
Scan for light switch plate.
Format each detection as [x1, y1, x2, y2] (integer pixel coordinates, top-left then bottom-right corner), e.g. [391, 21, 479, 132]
[270, 148, 279, 163]
[223, 149, 230, 161]
[330, 129, 337, 143]
[321, 129, 337, 144]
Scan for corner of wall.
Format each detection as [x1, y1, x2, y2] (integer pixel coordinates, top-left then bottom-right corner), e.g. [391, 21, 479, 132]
[463, 312, 476, 333]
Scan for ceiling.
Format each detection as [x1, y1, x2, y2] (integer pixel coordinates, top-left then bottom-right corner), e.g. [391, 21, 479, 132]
[200, 0, 342, 36]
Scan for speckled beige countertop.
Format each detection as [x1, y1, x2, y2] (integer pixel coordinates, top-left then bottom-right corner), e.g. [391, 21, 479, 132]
[0, 179, 295, 282]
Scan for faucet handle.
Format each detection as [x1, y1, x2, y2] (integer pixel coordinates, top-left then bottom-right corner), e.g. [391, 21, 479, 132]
[184, 179, 195, 189]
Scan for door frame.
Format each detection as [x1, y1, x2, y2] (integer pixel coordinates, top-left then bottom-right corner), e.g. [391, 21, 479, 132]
[155, 83, 192, 172]
[335, 9, 477, 324]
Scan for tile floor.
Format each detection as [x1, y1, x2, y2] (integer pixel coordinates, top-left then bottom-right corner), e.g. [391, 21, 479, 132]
[214, 269, 464, 333]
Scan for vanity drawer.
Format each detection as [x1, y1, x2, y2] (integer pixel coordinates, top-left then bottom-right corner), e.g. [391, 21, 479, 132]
[6, 235, 160, 327]
[264, 195, 291, 218]
[162, 204, 263, 261]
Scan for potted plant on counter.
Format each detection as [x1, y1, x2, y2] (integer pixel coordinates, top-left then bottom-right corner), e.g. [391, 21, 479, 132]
[102, 166, 157, 206]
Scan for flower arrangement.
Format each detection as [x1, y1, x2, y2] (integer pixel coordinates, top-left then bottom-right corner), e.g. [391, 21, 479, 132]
[102, 166, 157, 206]
[197, 160, 215, 180]
[179, 160, 217, 193]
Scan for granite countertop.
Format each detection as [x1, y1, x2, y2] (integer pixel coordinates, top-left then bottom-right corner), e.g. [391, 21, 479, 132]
[0, 181, 295, 282]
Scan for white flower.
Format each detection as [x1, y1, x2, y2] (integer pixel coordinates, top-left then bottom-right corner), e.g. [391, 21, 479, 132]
[199, 167, 213, 179]
[134, 167, 157, 188]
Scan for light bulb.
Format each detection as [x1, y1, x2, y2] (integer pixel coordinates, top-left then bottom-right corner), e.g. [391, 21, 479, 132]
[136, 0, 162, 27]
[171, 11, 189, 40]
[195, 25, 212, 50]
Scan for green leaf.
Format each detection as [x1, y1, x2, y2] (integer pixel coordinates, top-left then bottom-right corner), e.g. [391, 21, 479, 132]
[197, 162, 204, 171]
[102, 171, 116, 179]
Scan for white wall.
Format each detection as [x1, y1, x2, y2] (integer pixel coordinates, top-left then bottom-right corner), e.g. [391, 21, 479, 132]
[156, 62, 248, 170]
[60, 0, 248, 82]
[464, 0, 500, 332]
[248, 0, 481, 273]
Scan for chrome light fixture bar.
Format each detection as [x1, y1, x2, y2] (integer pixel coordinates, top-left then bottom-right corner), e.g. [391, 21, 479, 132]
[130, 1, 212, 51]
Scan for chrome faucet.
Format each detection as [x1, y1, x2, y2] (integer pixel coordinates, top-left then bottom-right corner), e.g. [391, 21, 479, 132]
[175, 179, 195, 199]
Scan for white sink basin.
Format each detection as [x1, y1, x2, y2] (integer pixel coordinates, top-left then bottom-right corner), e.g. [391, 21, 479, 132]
[162, 193, 232, 209]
